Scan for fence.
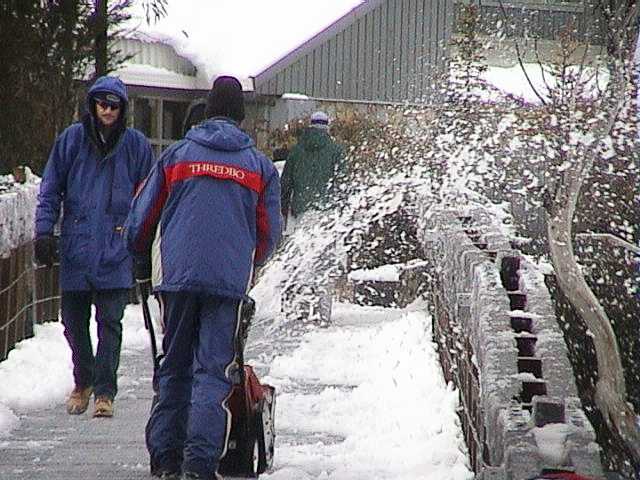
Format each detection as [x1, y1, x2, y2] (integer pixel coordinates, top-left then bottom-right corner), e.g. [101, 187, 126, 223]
[0, 241, 60, 362]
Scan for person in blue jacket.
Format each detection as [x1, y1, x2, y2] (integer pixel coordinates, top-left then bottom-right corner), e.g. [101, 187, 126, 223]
[124, 75, 281, 480]
[34, 75, 154, 418]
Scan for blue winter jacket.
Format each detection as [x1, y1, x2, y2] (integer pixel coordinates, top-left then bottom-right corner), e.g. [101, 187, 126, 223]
[35, 76, 154, 291]
[124, 118, 282, 299]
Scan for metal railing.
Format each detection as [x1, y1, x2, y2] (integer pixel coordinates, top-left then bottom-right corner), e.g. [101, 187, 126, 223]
[0, 241, 60, 362]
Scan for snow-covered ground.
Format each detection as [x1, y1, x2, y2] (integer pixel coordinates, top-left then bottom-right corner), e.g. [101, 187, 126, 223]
[0, 269, 472, 480]
[259, 301, 472, 480]
[0, 304, 152, 436]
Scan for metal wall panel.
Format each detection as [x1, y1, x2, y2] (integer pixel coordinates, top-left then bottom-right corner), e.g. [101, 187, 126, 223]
[349, 20, 358, 98]
[254, 0, 456, 102]
[415, 0, 426, 98]
[371, 5, 381, 99]
[471, 1, 603, 44]
[393, 0, 403, 101]
[364, 11, 374, 101]
[336, 32, 344, 99]
[357, 17, 366, 99]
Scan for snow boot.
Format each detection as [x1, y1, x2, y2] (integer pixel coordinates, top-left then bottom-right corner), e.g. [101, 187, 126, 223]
[93, 395, 114, 417]
[66, 386, 93, 415]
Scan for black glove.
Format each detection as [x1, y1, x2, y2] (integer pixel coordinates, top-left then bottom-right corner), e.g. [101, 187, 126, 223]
[134, 257, 152, 300]
[34, 235, 58, 267]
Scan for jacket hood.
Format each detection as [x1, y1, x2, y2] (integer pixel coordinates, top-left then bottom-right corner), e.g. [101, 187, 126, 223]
[87, 76, 129, 106]
[298, 127, 331, 152]
[84, 76, 129, 154]
[185, 118, 254, 152]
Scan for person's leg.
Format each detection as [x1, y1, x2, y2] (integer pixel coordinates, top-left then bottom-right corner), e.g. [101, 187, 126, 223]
[182, 295, 241, 479]
[61, 290, 94, 413]
[146, 291, 198, 476]
[92, 288, 129, 402]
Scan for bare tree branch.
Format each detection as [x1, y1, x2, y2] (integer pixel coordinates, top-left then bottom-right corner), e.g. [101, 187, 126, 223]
[533, 38, 554, 99]
[576, 233, 640, 255]
[496, 0, 548, 105]
[140, 0, 167, 25]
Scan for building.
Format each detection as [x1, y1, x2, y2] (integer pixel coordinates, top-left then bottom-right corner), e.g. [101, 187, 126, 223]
[112, 0, 604, 151]
[253, 0, 601, 104]
[253, 0, 454, 104]
[112, 36, 211, 156]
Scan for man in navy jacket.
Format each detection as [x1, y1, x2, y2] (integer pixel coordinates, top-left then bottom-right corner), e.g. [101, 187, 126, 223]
[34, 75, 154, 418]
[125, 76, 281, 480]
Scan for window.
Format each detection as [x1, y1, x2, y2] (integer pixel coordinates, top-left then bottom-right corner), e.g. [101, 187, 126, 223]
[133, 97, 158, 139]
[163, 101, 189, 140]
[131, 96, 191, 157]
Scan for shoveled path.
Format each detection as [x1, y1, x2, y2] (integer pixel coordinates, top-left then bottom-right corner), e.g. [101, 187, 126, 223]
[0, 348, 157, 480]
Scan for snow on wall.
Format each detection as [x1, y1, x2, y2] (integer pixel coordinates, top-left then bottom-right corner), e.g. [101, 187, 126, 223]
[419, 202, 604, 478]
[0, 170, 40, 259]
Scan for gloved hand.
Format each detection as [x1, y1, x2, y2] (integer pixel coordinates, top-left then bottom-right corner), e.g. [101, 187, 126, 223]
[34, 235, 58, 267]
[134, 257, 152, 300]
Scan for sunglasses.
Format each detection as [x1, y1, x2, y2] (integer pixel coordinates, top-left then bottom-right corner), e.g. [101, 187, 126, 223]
[96, 100, 121, 111]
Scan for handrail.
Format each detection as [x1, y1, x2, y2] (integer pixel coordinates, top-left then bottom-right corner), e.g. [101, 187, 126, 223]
[0, 244, 60, 361]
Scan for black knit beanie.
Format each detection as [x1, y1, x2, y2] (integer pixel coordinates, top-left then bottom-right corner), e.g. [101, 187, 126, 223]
[205, 75, 245, 123]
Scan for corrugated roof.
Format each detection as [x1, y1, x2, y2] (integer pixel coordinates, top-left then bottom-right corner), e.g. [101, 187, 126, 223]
[253, 0, 383, 90]
[113, 38, 211, 90]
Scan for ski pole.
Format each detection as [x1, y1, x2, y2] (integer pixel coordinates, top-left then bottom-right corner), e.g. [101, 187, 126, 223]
[138, 283, 160, 373]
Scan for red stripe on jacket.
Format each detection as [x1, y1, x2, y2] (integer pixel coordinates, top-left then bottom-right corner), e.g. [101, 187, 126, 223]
[135, 160, 269, 256]
[134, 177, 169, 253]
[255, 190, 270, 263]
[165, 161, 264, 193]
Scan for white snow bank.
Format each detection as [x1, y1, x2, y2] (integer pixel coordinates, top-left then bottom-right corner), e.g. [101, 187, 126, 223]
[263, 304, 473, 480]
[348, 264, 401, 282]
[0, 169, 40, 258]
[0, 403, 19, 439]
[483, 63, 609, 104]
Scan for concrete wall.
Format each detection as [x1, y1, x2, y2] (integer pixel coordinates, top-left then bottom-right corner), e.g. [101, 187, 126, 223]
[418, 204, 603, 479]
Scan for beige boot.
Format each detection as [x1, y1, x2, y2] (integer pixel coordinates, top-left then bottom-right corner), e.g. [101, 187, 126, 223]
[66, 386, 93, 415]
[93, 395, 114, 418]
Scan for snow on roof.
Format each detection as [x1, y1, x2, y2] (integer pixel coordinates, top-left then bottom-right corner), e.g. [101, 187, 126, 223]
[122, 30, 216, 88]
[126, 0, 363, 88]
[115, 33, 256, 91]
[114, 63, 210, 90]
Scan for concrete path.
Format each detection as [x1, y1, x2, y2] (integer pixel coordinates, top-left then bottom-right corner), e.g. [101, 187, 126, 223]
[0, 335, 253, 480]
[0, 348, 157, 480]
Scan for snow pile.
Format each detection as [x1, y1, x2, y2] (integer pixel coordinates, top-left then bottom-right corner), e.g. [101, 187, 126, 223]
[259, 303, 473, 480]
[532, 423, 571, 465]
[482, 63, 609, 104]
[0, 169, 40, 258]
[347, 264, 401, 282]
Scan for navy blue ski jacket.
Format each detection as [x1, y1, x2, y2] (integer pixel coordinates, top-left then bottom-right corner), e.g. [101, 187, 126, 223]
[35, 76, 154, 291]
[124, 118, 282, 299]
